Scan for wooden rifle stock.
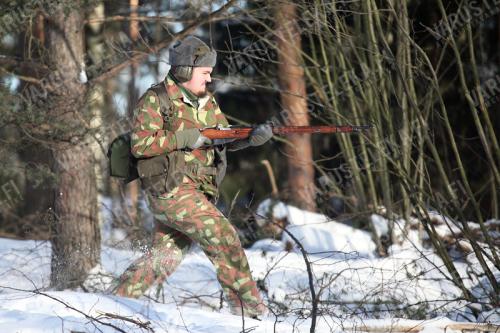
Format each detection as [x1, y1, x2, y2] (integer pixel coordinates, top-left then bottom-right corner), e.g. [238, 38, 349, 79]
[200, 125, 373, 140]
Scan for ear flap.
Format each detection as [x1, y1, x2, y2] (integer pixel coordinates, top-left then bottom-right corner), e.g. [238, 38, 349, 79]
[171, 66, 193, 82]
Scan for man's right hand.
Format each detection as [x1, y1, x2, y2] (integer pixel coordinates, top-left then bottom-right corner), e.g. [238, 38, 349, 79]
[175, 128, 211, 150]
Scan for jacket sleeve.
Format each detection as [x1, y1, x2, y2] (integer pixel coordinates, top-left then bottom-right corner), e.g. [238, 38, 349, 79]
[226, 139, 251, 151]
[130, 90, 178, 158]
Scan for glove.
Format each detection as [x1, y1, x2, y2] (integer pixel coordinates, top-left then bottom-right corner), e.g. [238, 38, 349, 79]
[175, 128, 211, 149]
[226, 124, 273, 151]
[248, 124, 273, 146]
[190, 134, 211, 149]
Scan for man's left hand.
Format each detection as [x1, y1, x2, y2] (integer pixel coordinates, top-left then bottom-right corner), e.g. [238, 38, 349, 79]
[248, 124, 273, 146]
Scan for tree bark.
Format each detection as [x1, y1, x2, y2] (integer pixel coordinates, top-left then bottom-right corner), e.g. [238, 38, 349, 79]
[46, 2, 100, 289]
[275, 2, 316, 212]
[127, 0, 141, 237]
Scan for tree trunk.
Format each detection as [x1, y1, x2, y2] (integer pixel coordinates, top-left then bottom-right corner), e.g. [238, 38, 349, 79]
[126, 0, 141, 238]
[46, 2, 101, 289]
[87, 2, 106, 233]
[275, 2, 316, 212]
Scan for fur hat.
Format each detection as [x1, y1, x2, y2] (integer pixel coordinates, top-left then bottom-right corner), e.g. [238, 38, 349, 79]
[169, 35, 217, 67]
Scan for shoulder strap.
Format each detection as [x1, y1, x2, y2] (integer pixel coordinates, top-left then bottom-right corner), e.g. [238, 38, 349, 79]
[149, 82, 174, 125]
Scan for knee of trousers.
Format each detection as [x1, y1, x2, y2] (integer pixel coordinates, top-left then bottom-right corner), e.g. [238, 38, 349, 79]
[151, 248, 184, 275]
[206, 238, 249, 270]
[202, 222, 244, 251]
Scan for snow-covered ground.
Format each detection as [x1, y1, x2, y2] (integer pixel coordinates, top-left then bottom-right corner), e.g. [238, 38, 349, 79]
[0, 200, 498, 332]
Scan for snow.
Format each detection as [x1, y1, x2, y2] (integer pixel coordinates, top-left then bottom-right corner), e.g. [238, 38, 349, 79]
[257, 198, 377, 257]
[371, 213, 390, 238]
[0, 201, 498, 332]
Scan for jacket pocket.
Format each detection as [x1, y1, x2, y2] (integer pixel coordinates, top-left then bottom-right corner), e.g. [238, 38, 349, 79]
[137, 155, 169, 197]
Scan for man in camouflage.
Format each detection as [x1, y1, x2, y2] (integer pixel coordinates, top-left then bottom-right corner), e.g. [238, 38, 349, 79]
[113, 36, 272, 318]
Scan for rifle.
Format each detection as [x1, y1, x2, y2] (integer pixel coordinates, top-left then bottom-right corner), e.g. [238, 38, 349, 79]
[200, 125, 373, 141]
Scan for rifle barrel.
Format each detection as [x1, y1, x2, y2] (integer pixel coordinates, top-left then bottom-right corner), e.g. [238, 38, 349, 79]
[272, 125, 372, 134]
[201, 125, 373, 140]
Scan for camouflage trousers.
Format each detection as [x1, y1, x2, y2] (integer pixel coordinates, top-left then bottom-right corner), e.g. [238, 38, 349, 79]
[114, 179, 265, 317]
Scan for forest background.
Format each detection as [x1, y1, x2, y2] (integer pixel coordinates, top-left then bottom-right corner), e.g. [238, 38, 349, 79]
[0, 0, 498, 322]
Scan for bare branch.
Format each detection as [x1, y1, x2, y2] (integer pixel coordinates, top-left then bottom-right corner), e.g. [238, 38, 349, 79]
[0, 67, 42, 84]
[85, 14, 239, 25]
[89, 0, 237, 85]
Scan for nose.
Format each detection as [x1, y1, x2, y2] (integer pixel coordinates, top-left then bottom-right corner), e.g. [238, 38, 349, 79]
[206, 75, 212, 83]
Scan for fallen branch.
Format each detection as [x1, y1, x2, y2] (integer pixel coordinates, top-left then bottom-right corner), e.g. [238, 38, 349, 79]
[96, 311, 154, 332]
[349, 320, 500, 333]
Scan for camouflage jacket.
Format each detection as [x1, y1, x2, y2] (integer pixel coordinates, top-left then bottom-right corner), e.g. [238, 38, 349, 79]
[131, 74, 229, 196]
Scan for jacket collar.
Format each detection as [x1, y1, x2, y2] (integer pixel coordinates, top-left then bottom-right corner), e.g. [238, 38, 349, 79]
[165, 74, 184, 101]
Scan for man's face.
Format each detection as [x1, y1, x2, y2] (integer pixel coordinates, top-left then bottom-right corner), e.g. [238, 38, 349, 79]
[182, 66, 213, 97]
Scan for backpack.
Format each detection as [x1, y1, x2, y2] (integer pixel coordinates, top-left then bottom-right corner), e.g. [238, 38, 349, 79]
[107, 132, 138, 183]
[107, 82, 173, 184]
